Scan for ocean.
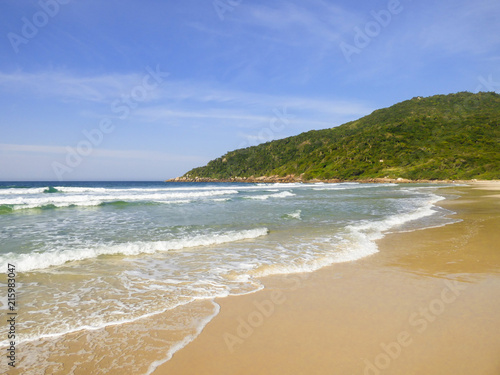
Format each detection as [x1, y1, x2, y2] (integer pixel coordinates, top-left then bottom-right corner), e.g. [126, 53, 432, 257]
[0, 181, 458, 374]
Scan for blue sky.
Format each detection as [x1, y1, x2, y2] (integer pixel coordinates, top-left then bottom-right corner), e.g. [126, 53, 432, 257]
[0, 0, 499, 181]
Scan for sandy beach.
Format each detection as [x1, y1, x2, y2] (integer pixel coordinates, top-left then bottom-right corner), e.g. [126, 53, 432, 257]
[6, 182, 500, 375]
[157, 182, 500, 375]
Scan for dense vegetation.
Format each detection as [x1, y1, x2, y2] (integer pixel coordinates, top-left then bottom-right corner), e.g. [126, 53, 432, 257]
[184, 92, 500, 180]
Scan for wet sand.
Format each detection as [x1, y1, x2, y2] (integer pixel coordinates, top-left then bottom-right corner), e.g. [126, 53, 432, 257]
[157, 183, 500, 375]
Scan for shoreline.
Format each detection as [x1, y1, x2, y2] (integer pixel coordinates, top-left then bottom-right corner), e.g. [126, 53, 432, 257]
[165, 176, 495, 184]
[7, 182, 499, 374]
[156, 182, 500, 375]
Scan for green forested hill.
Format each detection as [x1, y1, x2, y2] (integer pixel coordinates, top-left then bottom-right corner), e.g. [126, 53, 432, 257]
[183, 92, 500, 180]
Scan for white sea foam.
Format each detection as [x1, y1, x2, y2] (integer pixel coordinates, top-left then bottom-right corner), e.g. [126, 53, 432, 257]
[348, 194, 444, 234]
[211, 198, 231, 202]
[246, 191, 296, 200]
[285, 210, 302, 219]
[0, 189, 239, 210]
[144, 301, 221, 375]
[0, 187, 48, 195]
[253, 194, 444, 277]
[312, 183, 396, 191]
[251, 235, 379, 278]
[0, 182, 397, 198]
[155, 199, 192, 205]
[0, 184, 294, 196]
[1, 228, 269, 272]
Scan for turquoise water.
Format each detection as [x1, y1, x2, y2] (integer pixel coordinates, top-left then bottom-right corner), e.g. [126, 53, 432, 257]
[0, 181, 457, 373]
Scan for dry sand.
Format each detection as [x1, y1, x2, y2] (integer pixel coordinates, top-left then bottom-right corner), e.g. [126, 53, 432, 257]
[156, 182, 500, 375]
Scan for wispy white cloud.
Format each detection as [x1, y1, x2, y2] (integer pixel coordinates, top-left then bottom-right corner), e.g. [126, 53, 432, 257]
[135, 86, 373, 117]
[155, 78, 373, 115]
[0, 70, 373, 128]
[134, 108, 271, 123]
[0, 70, 160, 103]
[130, 92, 372, 134]
[238, 1, 360, 44]
[134, 106, 335, 132]
[0, 144, 204, 163]
[0, 144, 67, 155]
